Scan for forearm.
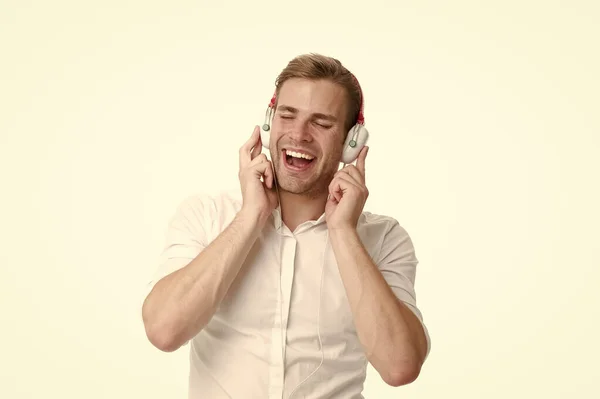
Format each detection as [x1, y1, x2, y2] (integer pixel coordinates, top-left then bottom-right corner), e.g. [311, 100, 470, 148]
[142, 210, 262, 352]
[328, 228, 427, 386]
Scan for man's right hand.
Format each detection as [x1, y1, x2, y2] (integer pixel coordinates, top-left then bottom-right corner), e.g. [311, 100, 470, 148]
[238, 126, 279, 226]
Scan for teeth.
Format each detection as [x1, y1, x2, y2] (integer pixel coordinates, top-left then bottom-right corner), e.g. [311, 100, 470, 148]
[285, 150, 314, 160]
[285, 150, 312, 159]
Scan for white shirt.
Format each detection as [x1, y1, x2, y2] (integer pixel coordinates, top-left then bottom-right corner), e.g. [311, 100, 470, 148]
[145, 190, 430, 399]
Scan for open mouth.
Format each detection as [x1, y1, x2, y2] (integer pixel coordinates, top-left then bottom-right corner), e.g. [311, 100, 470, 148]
[283, 149, 316, 171]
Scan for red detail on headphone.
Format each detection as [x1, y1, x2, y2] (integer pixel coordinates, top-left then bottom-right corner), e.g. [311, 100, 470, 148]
[268, 73, 365, 125]
[351, 74, 365, 125]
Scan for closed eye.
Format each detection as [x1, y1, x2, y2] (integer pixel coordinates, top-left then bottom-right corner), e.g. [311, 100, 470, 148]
[315, 122, 332, 129]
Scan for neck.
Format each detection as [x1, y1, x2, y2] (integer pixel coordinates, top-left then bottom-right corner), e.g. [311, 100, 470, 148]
[279, 190, 327, 232]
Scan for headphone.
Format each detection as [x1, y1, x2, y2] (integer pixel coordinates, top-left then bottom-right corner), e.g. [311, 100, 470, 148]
[260, 75, 370, 165]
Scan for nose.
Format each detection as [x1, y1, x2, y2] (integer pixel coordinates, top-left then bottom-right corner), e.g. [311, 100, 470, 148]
[288, 119, 313, 143]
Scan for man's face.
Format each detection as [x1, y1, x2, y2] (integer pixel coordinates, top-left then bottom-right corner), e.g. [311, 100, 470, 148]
[269, 78, 348, 198]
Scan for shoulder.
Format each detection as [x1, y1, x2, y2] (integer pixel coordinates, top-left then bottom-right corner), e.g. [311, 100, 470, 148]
[358, 211, 410, 239]
[169, 188, 243, 235]
[357, 211, 416, 263]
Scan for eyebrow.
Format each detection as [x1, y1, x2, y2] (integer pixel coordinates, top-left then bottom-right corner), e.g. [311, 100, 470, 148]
[276, 105, 338, 122]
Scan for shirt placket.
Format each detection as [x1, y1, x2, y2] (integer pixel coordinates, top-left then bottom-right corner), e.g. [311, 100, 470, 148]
[268, 234, 296, 399]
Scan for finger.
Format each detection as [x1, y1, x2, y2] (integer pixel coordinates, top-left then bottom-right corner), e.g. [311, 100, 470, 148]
[239, 126, 261, 168]
[329, 173, 363, 202]
[239, 153, 267, 179]
[356, 146, 368, 178]
[254, 160, 275, 189]
[328, 174, 360, 202]
[263, 161, 274, 189]
[250, 131, 262, 160]
[339, 165, 364, 185]
[248, 153, 268, 167]
[328, 177, 344, 203]
[334, 173, 362, 192]
[248, 155, 270, 173]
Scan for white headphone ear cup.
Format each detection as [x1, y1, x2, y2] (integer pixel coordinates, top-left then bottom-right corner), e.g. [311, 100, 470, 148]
[260, 107, 274, 150]
[341, 124, 369, 164]
[260, 125, 270, 149]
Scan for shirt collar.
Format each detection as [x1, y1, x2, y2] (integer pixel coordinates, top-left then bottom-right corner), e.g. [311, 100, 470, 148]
[271, 207, 327, 233]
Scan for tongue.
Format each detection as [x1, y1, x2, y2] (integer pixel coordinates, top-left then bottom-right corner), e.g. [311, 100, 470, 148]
[291, 157, 312, 168]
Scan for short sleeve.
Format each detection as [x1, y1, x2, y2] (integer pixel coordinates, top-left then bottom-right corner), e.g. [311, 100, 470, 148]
[375, 221, 431, 359]
[142, 195, 215, 302]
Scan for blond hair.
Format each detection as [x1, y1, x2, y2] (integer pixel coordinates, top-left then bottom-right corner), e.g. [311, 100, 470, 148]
[273, 53, 363, 132]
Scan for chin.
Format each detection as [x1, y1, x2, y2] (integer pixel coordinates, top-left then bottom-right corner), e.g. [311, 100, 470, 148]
[280, 176, 334, 201]
[278, 176, 316, 194]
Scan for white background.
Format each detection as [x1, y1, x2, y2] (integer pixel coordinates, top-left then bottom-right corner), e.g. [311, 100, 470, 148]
[1, 1, 599, 398]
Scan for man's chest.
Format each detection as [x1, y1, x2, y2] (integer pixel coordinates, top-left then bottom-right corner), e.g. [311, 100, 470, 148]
[213, 231, 358, 345]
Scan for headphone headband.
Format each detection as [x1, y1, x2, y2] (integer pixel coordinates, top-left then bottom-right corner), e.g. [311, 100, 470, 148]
[267, 74, 365, 126]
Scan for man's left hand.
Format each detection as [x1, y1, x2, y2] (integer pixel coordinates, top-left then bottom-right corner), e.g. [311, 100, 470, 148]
[325, 146, 370, 230]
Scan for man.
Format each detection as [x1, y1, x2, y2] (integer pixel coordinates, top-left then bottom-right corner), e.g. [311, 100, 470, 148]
[142, 53, 430, 398]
